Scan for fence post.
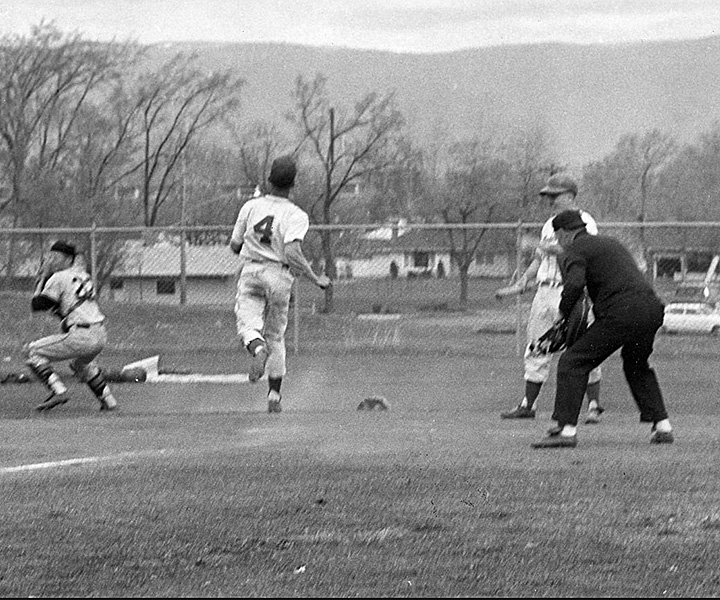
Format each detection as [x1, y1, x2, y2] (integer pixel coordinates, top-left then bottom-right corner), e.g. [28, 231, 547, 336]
[179, 224, 187, 305]
[515, 221, 525, 356]
[90, 223, 98, 293]
[292, 278, 299, 354]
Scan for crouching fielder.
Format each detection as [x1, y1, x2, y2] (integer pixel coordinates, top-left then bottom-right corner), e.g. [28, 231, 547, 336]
[24, 240, 117, 412]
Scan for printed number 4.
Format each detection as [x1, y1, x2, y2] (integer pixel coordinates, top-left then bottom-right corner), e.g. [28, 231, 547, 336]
[253, 215, 274, 245]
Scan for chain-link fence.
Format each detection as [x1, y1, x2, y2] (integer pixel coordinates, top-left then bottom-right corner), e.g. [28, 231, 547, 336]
[2, 221, 720, 357]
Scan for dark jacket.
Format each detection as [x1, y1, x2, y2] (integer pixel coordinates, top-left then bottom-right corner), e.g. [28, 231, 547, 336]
[558, 231, 661, 319]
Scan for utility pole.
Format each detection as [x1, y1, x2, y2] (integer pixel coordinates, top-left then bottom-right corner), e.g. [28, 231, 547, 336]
[179, 150, 188, 304]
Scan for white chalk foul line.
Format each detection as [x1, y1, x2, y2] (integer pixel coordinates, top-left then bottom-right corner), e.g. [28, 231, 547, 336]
[146, 373, 253, 384]
[0, 449, 170, 475]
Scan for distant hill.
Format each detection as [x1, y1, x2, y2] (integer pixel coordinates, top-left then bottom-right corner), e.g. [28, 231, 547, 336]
[144, 37, 720, 167]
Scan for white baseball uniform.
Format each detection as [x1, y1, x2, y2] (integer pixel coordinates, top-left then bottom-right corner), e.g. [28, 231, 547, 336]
[26, 265, 107, 370]
[25, 262, 117, 410]
[524, 210, 602, 385]
[231, 193, 310, 379]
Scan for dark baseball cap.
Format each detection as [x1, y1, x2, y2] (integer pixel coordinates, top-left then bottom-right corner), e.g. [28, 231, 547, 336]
[540, 174, 578, 196]
[50, 240, 76, 257]
[268, 155, 297, 189]
[552, 210, 586, 231]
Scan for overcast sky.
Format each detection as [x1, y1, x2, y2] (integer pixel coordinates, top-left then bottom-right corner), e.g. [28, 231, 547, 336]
[1, 0, 718, 53]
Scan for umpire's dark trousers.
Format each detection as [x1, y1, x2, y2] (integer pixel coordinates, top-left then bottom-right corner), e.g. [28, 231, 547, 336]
[552, 292, 668, 427]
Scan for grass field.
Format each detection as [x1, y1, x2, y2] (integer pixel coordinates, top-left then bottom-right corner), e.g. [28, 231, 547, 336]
[2, 289, 720, 597]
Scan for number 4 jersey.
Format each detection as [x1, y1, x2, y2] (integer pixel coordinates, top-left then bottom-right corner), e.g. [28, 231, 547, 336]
[230, 194, 310, 265]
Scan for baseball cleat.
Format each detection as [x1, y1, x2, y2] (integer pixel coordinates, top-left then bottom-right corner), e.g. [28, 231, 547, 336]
[501, 405, 535, 419]
[650, 430, 674, 444]
[100, 394, 117, 411]
[546, 425, 563, 436]
[584, 406, 605, 424]
[249, 345, 268, 383]
[36, 392, 69, 412]
[531, 434, 577, 448]
[268, 390, 282, 413]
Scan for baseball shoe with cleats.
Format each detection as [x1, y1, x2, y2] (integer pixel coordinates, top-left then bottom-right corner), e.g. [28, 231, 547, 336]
[584, 405, 605, 424]
[99, 393, 117, 411]
[650, 427, 674, 444]
[36, 392, 69, 412]
[501, 405, 535, 419]
[532, 433, 577, 449]
[248, 344, 268, 384]
[268, 390, 282, 414]
[546, 424, 563, 436]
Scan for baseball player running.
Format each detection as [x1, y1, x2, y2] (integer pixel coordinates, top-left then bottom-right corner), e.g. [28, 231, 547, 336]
[499, 174, 604, 423]
[25, 240, 118, 412]
[230, 155, 331, 413]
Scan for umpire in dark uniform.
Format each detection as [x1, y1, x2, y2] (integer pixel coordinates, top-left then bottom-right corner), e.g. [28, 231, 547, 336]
[532, 209, 674, 448]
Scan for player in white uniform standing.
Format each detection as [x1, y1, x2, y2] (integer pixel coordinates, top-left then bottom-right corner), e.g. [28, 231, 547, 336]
[500, 174, 604, 423]
[25, 240, 118, 412]
[230, 155, 331, 413]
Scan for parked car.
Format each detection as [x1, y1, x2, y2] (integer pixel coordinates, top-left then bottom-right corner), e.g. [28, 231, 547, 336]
[661, 302, 720, 335]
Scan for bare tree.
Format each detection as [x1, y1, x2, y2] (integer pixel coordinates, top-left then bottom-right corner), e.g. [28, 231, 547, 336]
[225, 119, 290, 194]
[501, 123, 559, 220]
[0, 22, 131, 223]
[0, 22, 136, 285]
[121, 51, 244, 226]
[365, 137, 426, 222]
[290, 73, 405, 312]
[656, 122, 720, 221]
[426, 139, 515, 309]
[583, 129, 676, 220]
[583, 129, 676, 272]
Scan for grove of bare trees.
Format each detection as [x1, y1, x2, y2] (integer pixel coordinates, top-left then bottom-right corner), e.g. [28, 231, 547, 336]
[3, 23, 720, 306]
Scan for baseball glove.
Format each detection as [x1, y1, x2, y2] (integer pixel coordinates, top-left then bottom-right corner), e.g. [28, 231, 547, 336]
[528, 292, 591, 356]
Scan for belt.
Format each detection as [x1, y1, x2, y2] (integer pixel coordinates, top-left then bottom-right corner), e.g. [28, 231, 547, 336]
[250, 259, 290, 270]
[539, 280, 562, 288]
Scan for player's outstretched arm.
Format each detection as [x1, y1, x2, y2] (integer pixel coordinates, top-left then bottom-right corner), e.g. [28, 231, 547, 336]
[285, 241, 332, 289]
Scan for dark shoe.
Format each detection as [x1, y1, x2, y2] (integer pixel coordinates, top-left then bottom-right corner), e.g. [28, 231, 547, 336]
[268, 390, 282, 414]
[650, 430, 674, 444]
[249, 345, 268, 384]
[546, 425, 563, 436]
[532, 434, 577, 448]
[501, 405, 535, 419]
[36, 392, 69, 412]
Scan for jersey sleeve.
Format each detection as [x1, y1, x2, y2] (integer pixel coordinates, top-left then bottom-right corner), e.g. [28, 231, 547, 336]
[31, 273, 62, 313]
[230, 202, 250, 245]
[283, 209, 310, 244]
[581, 211, 598, 235]
[40, 273, 63, 303]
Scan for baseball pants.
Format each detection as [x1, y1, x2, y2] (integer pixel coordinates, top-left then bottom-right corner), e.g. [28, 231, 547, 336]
[24, 323, 107, 379]
[552, 294, 668, 427]
[525, 285, 601, 384]
[235, 261, 294, 379]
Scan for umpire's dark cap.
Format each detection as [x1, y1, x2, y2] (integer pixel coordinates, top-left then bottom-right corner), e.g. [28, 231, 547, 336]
[268, 155, 297, 189]
[50, 240, 76, 257]
[552, 210, 586, 232]
[540, 174, 578, 196]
